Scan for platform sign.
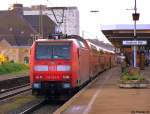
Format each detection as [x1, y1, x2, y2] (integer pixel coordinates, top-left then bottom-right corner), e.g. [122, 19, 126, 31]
[122, 40, 147, 45]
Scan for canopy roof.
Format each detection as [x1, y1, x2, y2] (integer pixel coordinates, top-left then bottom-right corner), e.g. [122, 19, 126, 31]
[101, 24, 150, 47]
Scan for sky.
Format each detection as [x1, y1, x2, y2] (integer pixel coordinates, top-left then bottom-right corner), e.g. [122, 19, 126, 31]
[1, 0, 150, 42]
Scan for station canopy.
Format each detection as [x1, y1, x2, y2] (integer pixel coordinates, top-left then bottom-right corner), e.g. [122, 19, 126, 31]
[101, 24, 150, 48]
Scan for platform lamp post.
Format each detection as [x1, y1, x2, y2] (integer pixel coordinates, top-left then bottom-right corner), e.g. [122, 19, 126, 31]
[132, 0, 140, 67]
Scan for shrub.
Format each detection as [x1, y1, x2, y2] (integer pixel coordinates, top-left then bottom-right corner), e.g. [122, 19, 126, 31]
[121, 68, 129, 76]
[120, 67, 146, 83]
[0, 62, 29, 75]
[121, 75, 145, 81]
[128, 67, 140, 76]
[0, 54, 7, 64]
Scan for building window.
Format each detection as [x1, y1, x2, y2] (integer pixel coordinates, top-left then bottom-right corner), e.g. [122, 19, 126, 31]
[24, 56, 29, 64]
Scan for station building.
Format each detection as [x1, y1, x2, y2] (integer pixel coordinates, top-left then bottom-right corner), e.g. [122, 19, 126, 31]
[23, 5, 80, 35]
[101, 24, 150, 69]
[0, 4, 56, 64]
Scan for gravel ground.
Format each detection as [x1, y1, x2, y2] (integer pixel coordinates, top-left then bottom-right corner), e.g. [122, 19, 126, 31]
[31, 100, 64, 114]
[0, 91, 43, 114]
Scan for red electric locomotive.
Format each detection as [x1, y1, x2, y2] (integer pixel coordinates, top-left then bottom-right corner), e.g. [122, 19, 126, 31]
[29, 35, 115, 96]
[30, 35, 92, 96]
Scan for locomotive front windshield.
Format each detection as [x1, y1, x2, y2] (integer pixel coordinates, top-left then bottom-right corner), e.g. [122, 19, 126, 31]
[36, 42, 71, 59]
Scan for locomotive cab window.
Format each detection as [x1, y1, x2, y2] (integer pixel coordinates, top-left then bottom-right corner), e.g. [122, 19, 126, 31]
[36, 42, 71, 59]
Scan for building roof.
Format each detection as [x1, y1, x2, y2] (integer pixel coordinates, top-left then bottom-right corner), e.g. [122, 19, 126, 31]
[47, 6, 78, 10]
[23, 15, 56, 38]
[23, 5, 78, 11]
[0, 10, 36, 46]
[101, 24, 150, 38]
[0, 9, 56, 46]
[0, 11, 36, 34]
[101, 24, 150, 47]
[101, 24, 150, 30]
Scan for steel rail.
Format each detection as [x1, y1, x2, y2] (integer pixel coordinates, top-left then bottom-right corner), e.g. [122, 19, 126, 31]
[0, 85, 31, 101]
[0, 83, 30, 94]
[19, 100, 46, 114]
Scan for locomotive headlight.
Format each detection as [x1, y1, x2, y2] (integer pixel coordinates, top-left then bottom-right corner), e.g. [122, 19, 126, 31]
[35, 75, 43, 80]
[62, 83, 71, 89]
[33, 83, 41, 89]
[57, 65, 71, 71]
[34, 65, 48, 71]
[62, 75, 70, 80]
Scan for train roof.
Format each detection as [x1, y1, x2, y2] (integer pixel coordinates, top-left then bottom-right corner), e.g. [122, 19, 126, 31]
[35, 35, 85, 42]
[34, 38, 86, 48]
[35, 38, 72, 42]
[34, 36, 115, 53]
[86, 39, 115, 53]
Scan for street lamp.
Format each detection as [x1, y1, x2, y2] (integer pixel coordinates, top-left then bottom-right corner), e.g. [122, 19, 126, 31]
[132, 0, 140, 67]
[90, 10, 100, 13]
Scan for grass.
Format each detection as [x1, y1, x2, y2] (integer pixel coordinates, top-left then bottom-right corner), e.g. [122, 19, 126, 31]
[0, 62, 29, 75]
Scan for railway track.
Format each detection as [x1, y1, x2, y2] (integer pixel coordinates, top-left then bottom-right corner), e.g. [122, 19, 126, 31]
[0, 76, 29, 91]
[19, 99, 64, 114]
[0, 83, 30, 94]
[0, 84, 31, 101]
[19, 100, 46, 114]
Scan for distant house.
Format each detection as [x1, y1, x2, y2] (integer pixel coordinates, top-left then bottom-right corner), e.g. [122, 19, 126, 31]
[0, 10, 35, 63]
[0, 4, 56, 63]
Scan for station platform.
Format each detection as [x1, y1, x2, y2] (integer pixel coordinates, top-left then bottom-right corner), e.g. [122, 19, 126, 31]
[54, 66, 150, 114]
